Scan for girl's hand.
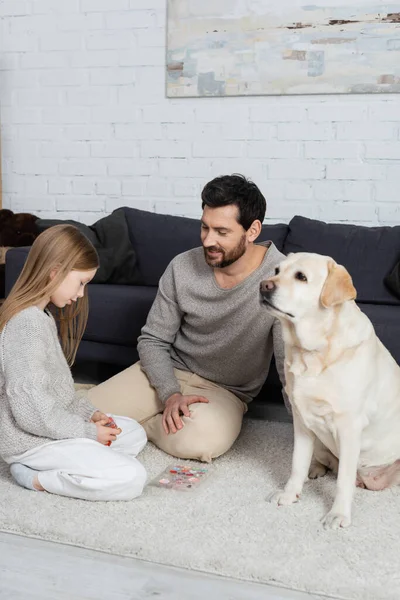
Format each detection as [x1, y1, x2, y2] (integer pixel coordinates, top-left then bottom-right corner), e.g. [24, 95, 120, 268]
[95, 418, 122, 445]
[91, 410, 109, 423]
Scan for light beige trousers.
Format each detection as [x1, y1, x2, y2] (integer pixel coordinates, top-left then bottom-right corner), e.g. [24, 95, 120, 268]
[88, 361, 247, 462]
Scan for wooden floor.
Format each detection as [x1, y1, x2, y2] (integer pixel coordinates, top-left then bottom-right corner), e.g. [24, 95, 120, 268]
[0, 532, 327, 600]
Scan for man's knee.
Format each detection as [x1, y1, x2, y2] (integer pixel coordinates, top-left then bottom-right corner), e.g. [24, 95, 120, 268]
[172, 428, 226, 462]
[171, 425, 241, 462]
[147, 399, 244, 462]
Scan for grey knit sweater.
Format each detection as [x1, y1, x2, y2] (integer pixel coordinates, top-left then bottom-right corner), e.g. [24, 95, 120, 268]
[138, 242, 288, 406]
[0, 306, 98, 461]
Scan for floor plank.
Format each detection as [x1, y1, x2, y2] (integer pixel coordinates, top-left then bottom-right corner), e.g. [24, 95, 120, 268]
[0, 532, 329, 600]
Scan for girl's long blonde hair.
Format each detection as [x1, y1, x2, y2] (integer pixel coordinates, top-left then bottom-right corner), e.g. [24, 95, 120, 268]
[0, 224, 99, 365]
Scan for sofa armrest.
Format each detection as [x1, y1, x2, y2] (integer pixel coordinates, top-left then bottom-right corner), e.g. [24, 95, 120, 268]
[5, 247, 30, 296]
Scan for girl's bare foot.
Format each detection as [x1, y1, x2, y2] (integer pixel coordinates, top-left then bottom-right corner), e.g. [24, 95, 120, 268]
[33, 475, 45, 491]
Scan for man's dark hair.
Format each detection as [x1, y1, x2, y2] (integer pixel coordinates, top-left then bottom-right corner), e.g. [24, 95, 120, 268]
[201, 174, 266, 230]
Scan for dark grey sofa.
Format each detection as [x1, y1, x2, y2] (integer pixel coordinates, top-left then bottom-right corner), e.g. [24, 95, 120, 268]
[5, 208, 400, 415]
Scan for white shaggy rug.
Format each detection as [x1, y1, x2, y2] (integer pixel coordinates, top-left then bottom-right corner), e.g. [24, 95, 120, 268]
[1, 418, 399, 600]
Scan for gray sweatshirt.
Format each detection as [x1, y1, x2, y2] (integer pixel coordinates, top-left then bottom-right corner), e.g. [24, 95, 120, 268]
[0, 306, 98, 461]
[138, 242, 287, 405]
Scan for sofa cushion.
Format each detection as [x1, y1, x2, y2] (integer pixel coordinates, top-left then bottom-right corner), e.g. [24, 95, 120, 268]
[5, 246, 29, 295]
[77, 339, 138, 367]
[84, 284, 157, 347]
[359, 303, 400, 364]
[123, 207, 288, 286]
[259, 223, 288, 252]
[123, 208, 200, 286]
[283, 216, 400, 305]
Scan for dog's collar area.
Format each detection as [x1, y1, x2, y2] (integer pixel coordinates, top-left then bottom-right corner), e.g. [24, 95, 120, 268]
[262, 297, 295, 319]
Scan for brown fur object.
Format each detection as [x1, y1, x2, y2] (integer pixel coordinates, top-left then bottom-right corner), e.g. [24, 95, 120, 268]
[0, 209, 39, 249]
[0, 209, 40, 297]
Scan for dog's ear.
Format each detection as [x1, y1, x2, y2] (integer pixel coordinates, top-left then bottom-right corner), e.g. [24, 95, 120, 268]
[320, 261, 357, 308]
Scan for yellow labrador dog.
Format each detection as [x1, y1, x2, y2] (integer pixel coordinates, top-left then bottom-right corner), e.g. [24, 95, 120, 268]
[260, 252, 400, 529]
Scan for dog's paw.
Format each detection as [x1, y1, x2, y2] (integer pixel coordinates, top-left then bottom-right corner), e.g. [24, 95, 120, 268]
[268, 490, 300, 506]
[321, 510, 351, 530]
[308, 461, 328, 479]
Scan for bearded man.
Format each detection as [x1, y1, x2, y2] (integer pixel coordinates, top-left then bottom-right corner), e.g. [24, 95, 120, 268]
[89, 174, 287, 461]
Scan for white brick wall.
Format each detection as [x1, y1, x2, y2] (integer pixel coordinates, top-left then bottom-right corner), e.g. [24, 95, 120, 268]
[1, 0, 400, 226]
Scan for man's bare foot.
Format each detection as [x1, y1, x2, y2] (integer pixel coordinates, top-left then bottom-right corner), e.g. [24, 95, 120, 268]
[358, 460, 400, 491]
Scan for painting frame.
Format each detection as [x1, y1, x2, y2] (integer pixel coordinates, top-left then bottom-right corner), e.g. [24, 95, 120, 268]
[167, 1, 400, 97]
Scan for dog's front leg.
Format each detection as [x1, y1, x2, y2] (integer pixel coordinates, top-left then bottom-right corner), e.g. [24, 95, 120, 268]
[269, 410, 315, 506]
[321, 419, 361, 530]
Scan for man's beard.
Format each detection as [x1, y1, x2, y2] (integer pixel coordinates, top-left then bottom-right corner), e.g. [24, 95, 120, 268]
[203, 234, 247, 269]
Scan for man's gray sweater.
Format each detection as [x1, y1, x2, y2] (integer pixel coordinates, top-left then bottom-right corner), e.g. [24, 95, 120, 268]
[138, 242, 287, 405]
[0, 307, 98, 461]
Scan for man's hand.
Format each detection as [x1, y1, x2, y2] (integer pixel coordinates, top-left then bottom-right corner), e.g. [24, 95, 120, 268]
[162, 393, 209, 435]
[91, 410, 109, 423]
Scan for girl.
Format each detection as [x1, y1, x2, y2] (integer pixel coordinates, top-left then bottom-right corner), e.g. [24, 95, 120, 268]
[0, 224, 147, 501]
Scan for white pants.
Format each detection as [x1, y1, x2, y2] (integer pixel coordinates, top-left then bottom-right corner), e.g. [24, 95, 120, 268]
[8, 416, 147, 501]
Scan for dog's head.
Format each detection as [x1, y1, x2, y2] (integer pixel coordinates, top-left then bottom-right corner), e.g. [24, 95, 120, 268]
[260, 253, 357, 322]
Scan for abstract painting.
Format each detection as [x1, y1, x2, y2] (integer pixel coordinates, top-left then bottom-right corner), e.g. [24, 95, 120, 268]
[166, 1, 400, 96]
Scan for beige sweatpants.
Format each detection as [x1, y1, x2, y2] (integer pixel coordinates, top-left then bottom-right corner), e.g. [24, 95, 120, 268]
[88, 361, 247, 462]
